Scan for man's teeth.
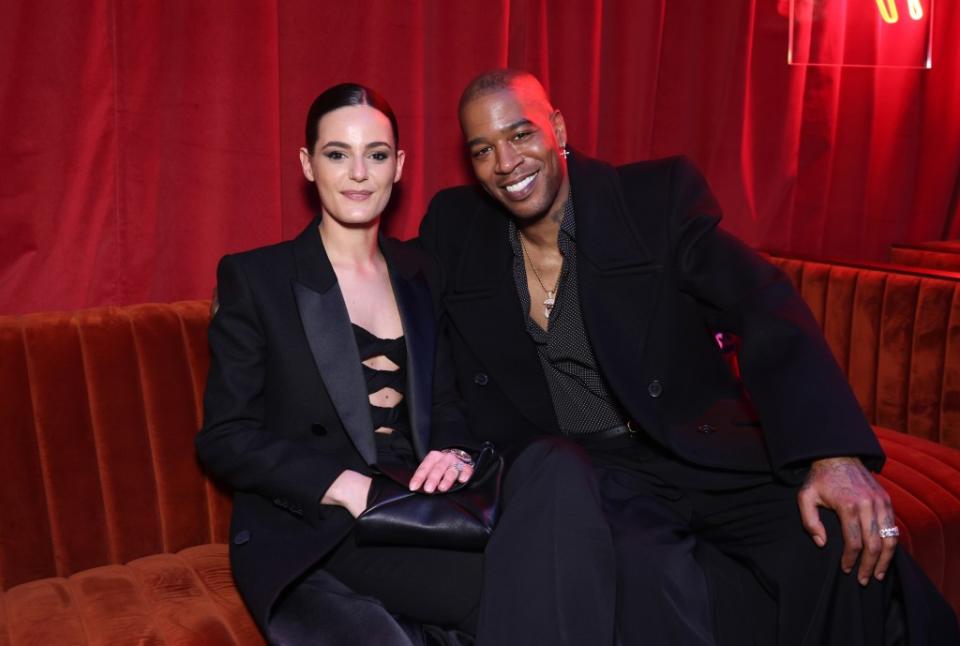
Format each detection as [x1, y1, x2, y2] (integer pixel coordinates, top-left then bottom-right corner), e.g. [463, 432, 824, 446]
[506, 172, 537, 193]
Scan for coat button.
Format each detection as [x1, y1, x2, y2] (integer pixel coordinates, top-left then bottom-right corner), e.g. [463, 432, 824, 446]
[698, 424, 715, 435]
[474, 372, 489, 386]
[233, 530, 251, 545]
[647, 380, 663, 398]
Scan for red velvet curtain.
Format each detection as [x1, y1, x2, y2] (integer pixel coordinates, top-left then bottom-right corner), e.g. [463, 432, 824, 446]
[2, 0, 958, 314]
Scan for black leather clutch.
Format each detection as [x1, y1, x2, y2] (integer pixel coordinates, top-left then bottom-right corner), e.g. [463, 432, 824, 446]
[355, 443, 503, 551]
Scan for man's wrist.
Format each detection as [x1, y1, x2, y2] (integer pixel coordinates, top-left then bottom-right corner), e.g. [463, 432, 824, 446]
[809, 456, 862, 469]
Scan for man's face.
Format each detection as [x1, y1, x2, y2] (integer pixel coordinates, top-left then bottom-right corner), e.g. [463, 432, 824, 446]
[460, 83, 568, 222]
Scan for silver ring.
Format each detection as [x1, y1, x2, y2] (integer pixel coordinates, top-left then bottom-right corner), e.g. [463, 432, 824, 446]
[879, 526, 900, 539]
[449, 461, 465, 474]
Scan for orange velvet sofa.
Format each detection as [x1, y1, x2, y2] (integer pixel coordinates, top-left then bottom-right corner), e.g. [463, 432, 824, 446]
[769, 254, 960, 614]
[0, 255, 958, 644]
[0, 302, 262, 645]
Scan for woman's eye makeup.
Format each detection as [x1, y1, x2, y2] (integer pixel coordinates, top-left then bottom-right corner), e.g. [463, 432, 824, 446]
[320, 148, 391, 162]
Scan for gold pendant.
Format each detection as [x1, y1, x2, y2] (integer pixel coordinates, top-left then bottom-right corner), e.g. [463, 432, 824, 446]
[543, 291, 555, 319]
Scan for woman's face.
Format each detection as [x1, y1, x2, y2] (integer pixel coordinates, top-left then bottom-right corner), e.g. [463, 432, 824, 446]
[299, 105, 404, 228]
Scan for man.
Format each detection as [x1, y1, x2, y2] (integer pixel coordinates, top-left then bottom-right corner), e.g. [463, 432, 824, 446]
[419, 69, 958, 645]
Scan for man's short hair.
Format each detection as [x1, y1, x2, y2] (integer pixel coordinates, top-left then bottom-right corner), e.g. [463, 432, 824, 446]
[458, 69, 546, 115]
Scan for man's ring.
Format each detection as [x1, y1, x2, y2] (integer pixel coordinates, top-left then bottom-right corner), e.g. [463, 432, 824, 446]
[879, 526, 900, 539]
[449, 461, 465, 474]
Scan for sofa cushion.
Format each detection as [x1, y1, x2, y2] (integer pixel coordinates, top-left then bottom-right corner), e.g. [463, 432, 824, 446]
[0, 544, 262, 646]
[875, 427, 960, 613]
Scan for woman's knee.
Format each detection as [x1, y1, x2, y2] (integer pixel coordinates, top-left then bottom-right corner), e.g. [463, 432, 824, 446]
[268, 572, 414, 646]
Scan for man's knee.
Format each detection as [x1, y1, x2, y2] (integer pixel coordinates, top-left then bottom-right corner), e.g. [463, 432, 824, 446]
[508, 436, 592, 476]
[495, 436, 610, 540]
[503, 436, 596, 497]
[813, 507, 847, 560]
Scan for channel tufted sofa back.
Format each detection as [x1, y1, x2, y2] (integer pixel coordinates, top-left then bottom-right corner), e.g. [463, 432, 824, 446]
[0, 301, 230, 590]
[0, 301, 262, 645]
[769, 256, 960, 449]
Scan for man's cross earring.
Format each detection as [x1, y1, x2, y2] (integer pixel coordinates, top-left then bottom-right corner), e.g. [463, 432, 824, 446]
[561, 145, 569, 159]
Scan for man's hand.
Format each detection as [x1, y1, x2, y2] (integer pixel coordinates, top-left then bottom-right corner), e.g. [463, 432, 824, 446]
[797, 457, 897, 585]
[409, 450, 475, 493]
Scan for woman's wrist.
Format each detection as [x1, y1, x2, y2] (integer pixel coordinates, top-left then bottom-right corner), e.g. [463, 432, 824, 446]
[322, 470, 372, 516]
[440, 447, 474, 465]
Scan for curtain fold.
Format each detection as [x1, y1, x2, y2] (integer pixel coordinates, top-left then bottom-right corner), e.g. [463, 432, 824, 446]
[1, 0, 957, 314]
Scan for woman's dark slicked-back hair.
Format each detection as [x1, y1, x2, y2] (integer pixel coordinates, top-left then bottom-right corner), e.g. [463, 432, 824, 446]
[304, 83, 399, 153]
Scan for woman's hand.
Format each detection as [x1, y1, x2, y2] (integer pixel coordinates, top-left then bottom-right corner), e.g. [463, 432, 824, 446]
[409, 450, 474, 493]
[321, 470, 373, 518]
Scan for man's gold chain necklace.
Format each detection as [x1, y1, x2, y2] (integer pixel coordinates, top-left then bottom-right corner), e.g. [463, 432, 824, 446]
[518, 233, 559, 319]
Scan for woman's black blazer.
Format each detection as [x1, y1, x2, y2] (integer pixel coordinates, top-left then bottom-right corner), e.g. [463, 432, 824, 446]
[196, 219, 471, 631]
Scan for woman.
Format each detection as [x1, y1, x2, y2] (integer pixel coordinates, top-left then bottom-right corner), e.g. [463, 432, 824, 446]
[196, 84, 486, 645]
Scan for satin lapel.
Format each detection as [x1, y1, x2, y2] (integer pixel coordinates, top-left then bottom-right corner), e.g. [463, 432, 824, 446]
[445, 201, 558, 434]
[387, 262, 434, 460]
[292, 223, 377, 465]
[570, 155, 664, 424]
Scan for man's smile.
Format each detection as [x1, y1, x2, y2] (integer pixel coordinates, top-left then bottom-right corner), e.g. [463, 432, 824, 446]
[502, 170, 539, 199]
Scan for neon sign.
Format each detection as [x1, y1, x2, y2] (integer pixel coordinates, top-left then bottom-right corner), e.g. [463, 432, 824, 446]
[789, 0, 934, 68]
[875, 0, 925, 23]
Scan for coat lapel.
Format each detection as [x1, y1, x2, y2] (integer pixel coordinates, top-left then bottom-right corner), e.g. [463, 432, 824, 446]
[382, 239, 434, 460]
[292, 222, 377, 465]
[570, 154, 664, 425]
[444, 201, 559, 434]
